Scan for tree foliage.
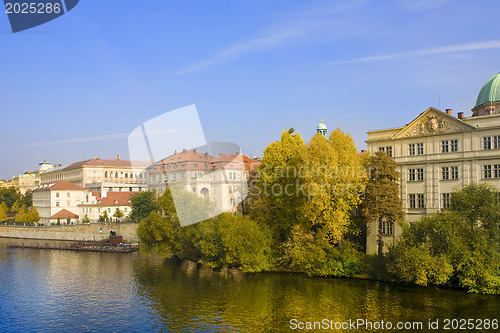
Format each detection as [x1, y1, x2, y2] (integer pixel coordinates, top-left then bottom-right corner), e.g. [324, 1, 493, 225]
[113, 208, 124, 221]
[0, 202, 7, 221]
[138, 189, 274, 272]
[14, 206, 40, 223]
[388, 183, 500, 294]
[129, 191, 157, 222]
[0, 187, 20, 209]
[361, 151, 404, 254]
[99, 210, 110, 222]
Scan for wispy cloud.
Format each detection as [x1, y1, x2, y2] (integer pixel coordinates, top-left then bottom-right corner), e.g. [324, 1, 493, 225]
[331, 40, 500, 65]
[397, 0, 454, 11]
[175, 1, 366, 75]
[175, 29, 307, 75]
[24, 132, 131, 147]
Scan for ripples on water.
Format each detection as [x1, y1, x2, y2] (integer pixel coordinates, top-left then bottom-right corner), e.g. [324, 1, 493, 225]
[0, 238, 499, 332]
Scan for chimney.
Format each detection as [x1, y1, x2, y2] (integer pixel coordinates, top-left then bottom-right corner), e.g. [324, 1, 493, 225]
[117, 154, 121, 160]
[457, 112, 464, 120]
[445, 108, 452, 115]
[101, 189, 107, 198]
[204, 152, 209, 159]
[182, 149, 187, 153]
[193, 149, 197, 154]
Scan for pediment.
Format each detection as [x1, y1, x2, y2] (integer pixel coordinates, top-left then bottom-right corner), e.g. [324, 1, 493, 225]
[392, 107, 476, 139]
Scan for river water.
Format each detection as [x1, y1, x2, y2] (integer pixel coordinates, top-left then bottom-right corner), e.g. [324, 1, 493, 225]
[0, 238, 498, 332]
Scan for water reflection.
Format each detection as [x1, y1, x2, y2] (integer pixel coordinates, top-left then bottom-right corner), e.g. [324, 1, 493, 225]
[132, 258, 500, 332]
[0, 238, 499, 333]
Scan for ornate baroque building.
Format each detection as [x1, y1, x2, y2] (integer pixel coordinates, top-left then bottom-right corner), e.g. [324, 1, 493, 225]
[365, 72, 500, 254]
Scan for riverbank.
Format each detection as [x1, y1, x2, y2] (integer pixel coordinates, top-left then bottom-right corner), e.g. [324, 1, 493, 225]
[0, 222, 138, 243]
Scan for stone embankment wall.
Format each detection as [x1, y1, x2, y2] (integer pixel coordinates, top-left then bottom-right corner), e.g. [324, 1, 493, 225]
[0, 223, 139, 243]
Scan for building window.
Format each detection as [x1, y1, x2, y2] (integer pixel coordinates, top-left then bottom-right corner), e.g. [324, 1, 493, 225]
[442, 193, 451, 209]
[483, 164, 500, 178]
[417, 194, 425, 208]
[55, 192, 59, 198]
[441, 167, 449, 180]
[441, 139, 458, 153]
[417, 168, 424, 181]
[379, 221, 394, 235]
[171, 174, 176, 181]
[124, 208, 127, 213]
[67, 201, 70, 206]
[409, 143, 424, 155]
[495, 165, 500, 178]
[408, 168, 424, 181]
[409, 144, 415, 156]
[379, 146, 393, 157]
[483, 136, 492, 150]
[485, 136, 500, 150]
[484, 165, 492, 178]
[442, 166, 459, 180]
[409, 194, 416, 208]
[67, 192, 70, 198]
[409, 194, 424, 208]
[56, 202, 59, 207]
[228, 171, 237, 180]
[417, 143, 424, 155]
[212, 188, 215, 194]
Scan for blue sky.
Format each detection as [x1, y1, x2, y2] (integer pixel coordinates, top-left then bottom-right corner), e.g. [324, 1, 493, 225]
[1, 0, 500, 178]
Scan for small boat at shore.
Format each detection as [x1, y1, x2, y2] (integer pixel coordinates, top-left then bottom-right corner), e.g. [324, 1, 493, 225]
[7, 233, 139, 253]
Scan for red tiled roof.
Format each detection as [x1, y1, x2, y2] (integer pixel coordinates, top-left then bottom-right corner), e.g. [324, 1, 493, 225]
[64, 158, 150, 170]
[79, 192, 133, 207]
[33, 180, 85, 192]
[50, 209, 79, 219]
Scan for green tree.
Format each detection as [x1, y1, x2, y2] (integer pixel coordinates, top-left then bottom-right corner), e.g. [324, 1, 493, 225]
[82, 214, 91, 223]
[27, 207, 40, 223]
[14, 206, 28, 222]
[361, 151, 404, 255]
[99, 210, 110, 222]
[20, 191, 33, 208]
[0, 187, 20, 209]
[282, 225, 364, 277]
[129, 191, 157, 222]
[252, 129, 307, 241]
[0, 202, 7, 221]
[388, 184, 500, 294]
[113, 208, 125, 222]
[11, 199, 22, 213]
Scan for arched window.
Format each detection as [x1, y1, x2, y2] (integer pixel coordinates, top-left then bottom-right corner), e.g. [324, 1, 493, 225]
[104, 171, 108, 177]
[115, 172, 118, 178]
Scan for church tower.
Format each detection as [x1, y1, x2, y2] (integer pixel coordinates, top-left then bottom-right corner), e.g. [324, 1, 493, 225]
[317, 119, 327, 138]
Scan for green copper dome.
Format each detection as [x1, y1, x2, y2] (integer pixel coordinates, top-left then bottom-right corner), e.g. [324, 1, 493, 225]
[317, 121, 327, 130]
[475, 73, 500, 107]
